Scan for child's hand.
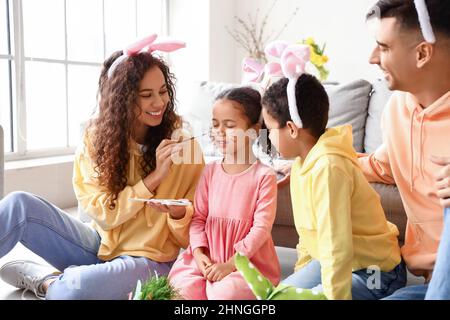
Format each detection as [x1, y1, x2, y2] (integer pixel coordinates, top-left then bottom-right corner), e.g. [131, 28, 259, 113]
[193, 248, 213, 277]
[205, 260, 236, 282]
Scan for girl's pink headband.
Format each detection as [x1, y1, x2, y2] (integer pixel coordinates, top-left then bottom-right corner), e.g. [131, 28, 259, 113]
[107, 34, 186, 78]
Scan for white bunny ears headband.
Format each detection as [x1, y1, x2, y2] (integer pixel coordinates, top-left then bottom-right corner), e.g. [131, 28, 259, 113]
[107, 34, 186, 78]
[242, 41, 311, 128]
[368, 0, 436, 44]
[414, 0, 436, 43]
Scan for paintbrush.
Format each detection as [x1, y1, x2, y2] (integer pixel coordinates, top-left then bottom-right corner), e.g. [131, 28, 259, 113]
[178, 132, 208, 143]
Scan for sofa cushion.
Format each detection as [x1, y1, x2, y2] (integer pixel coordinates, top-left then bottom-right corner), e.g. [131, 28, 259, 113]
[325, 79, 372, 152]
[364, 79, 394, 153]
[369, 183, 406, 244]
[274, 181, 407, 247]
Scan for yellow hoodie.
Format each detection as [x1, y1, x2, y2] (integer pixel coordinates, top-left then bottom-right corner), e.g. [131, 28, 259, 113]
[291, 125, 401, 300]
[72, 136, 205, 262]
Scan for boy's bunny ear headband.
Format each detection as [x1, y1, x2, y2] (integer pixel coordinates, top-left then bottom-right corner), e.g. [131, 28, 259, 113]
[107, 33, 186, 78]
[242, 41, 311, 128]
[367, 0, 436, 44]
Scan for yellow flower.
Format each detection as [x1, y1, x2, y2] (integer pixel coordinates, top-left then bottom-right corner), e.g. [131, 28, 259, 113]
[305, 37, 315, 46]
[297, 37, 329, 81]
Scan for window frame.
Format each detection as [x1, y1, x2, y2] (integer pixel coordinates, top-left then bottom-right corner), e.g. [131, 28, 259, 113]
[4, 0, 169, 162]
[0, 0, 14, 154]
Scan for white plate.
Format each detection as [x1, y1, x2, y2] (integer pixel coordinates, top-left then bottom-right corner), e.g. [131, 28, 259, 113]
[129, 198, 192, 206]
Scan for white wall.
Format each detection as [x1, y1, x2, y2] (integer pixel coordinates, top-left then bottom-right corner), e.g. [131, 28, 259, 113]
[235, 0, 380, 82]
[169, 0, 236, 83]
[169, 0, 210, 83]
[232, 0, 383, 84]
[4, 159, 77, 209]
[169, 0, 237, 115]
[208, 0, 236, 82]
[171, 0, 383, 86]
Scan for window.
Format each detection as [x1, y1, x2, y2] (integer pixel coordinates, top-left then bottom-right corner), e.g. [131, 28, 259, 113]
[0, 0, 13, 153]
[2, 0, 168, 160]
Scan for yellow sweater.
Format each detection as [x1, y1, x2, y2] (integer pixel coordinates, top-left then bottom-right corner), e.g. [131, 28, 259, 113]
[72, 137, 205, 262]
[291, 125, 401, 300]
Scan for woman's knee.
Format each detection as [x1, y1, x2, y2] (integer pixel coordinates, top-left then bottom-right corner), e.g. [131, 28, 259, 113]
[0, 191, 35, 222]
[4, 191, 35, 203]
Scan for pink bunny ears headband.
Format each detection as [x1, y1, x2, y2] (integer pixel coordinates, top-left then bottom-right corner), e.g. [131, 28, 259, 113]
[107, 34, 186, 78]
[243, 41, 311, 128]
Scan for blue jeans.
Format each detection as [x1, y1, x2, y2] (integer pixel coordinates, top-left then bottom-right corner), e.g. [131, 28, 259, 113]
[0, 191, 174, 299]
[282, 259, 407, 300]
[384, 207, 450, 300]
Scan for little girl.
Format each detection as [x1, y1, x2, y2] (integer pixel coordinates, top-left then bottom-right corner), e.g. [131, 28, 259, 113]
[168, 87, 281, 300]
[261, 67, 406, 300]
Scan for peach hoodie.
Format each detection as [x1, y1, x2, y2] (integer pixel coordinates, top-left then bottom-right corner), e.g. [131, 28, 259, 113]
[359, 91, 450, 278]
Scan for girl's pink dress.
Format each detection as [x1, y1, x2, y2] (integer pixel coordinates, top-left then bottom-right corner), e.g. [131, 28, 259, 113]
[168, 160, 281, 300]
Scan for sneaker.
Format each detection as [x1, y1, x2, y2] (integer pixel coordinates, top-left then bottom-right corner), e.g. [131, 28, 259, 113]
[0, 260, 59, 299]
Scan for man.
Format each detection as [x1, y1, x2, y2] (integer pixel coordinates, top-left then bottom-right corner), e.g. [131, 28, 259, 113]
[360, 0, 450, 299]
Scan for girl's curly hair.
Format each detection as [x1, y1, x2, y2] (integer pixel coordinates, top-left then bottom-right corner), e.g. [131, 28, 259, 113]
[86, 51, 181, 209]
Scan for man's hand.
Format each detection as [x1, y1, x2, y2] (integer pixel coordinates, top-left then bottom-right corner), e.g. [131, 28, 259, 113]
[430, 155, 450, 208]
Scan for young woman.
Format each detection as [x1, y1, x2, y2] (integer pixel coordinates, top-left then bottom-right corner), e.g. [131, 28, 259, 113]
[0, 35, 205, 300]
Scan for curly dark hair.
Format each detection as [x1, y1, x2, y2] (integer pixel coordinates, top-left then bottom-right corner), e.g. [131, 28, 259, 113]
[86, 51, 181, 209]
[261, 74, 329, 139]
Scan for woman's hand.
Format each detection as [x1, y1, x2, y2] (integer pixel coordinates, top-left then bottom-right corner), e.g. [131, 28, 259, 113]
[205, 259, 236, 282]
[193, 248, 213, 277]
[143, 139, 182, 193]
[146, 201, 188, 220]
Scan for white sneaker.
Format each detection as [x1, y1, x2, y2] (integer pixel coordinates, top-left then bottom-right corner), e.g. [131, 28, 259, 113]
[0, 260, 59, 299]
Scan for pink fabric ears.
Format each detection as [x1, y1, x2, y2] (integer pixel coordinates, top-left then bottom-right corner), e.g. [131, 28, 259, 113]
[125, 34, 159, 56]
[265, 41, 289, 60]
[245, 40, 311, 127]
[125, 33, 186, 56]
[280, 45, 310, 80]
[242, 57, 265, 83]
[108, 34, 186, 78]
